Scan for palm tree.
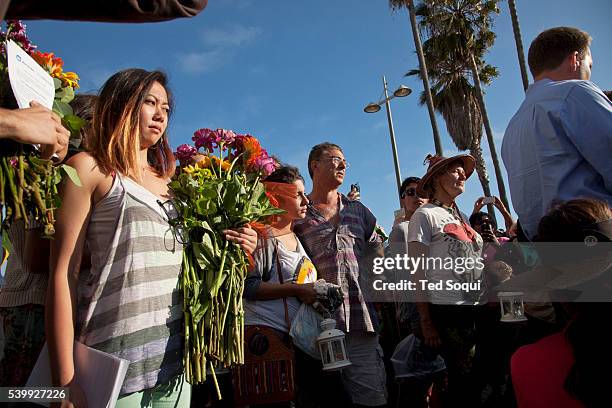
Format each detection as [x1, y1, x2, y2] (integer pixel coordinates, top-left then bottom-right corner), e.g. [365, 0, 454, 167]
[507, 0, 529, 92]
[389, 0, 443, 155]
[407, 0, 510, 210]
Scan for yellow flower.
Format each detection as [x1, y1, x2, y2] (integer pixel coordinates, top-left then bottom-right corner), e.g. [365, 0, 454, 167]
[183, 165, 197, 174]
[58, 71, 80, 89]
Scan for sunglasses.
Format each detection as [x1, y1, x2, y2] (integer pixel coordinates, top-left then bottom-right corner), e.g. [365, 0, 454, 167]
[401, 188, 419, 199]
[157, 199, 189, 245]
[322, 156, 350, 169]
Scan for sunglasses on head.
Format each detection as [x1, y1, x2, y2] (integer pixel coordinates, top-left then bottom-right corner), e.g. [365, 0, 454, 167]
[401, 188, 418, 199]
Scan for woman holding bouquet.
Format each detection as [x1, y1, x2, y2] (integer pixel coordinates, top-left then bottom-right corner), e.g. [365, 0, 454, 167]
[47, 68, 256, 408]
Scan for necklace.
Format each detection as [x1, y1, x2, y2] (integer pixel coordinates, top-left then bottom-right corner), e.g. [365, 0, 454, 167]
[431, 198, 459, 219]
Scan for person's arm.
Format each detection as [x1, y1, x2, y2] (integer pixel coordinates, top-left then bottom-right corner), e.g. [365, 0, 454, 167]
[409, 241, 441, 349]
[6, 0, 208, 22]
[47, 154, 98, 407]
[255, 282, 316, 304]
[0, 102, 70, 158]
[406, 210, 441, 348]
[493, 196, 514, 232]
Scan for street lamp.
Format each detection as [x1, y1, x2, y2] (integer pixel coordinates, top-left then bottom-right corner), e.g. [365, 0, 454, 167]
[364, 76, 412, 193]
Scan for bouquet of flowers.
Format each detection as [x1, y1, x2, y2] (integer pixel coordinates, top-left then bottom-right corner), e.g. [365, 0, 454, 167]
[0, 20, 83, 246]
[169, 128, 282, 395]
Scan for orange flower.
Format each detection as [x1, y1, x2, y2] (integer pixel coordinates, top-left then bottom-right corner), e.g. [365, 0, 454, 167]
[212, 156, 231, 171]
[238, 136, 263, 168]
[31, 51, 80, 89]
[32, 51, 63, 76]
[195, 156, 212, 169]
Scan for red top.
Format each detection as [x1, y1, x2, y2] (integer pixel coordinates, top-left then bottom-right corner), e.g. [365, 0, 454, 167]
[511, 332, 584, 408]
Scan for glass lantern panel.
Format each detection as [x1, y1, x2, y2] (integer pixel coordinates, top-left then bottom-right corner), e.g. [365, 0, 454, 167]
[512, 298, 525, 318]
[332, 339, 345, 360]
[501, 299, 513, 320]
[320, 341, 332, 364]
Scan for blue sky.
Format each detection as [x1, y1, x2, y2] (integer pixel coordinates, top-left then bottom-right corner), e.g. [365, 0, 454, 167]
[24, 0, 612, 232]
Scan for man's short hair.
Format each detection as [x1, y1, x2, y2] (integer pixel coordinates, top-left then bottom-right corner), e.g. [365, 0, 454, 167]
[307, 142, 343, 178]
[399, 176, 420, 198]
[528, 27, 592, 78]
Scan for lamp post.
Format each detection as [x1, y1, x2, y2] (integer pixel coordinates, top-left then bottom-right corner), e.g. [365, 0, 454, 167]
[364, 76, 411, 193]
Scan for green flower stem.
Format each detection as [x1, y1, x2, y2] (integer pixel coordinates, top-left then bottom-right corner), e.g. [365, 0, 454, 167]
[210, 361, 222, 400]
[0, 163, 6, 204]
[2, 158, 21, 220]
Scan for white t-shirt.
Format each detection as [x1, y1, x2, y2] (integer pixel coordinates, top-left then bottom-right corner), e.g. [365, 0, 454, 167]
[407, 203, 485, 305]
[244, 238, 316, 332]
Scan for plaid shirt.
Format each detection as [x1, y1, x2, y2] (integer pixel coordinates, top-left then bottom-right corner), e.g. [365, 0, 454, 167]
[294, 194, 382, 333]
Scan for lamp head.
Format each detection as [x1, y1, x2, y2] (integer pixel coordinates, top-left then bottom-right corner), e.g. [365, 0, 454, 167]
[364, 103, 381, 113]
[393, 85, 412, 98]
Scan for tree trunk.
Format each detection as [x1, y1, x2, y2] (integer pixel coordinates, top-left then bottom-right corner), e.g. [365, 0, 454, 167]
[405, 0, 443, 155]
[469, 55, 510, 210]
[469, 134, 497, 224]
[508, 0, 529, 92]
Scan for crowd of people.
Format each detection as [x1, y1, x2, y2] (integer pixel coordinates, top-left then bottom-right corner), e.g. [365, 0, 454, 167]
[0, 5, 610, 407]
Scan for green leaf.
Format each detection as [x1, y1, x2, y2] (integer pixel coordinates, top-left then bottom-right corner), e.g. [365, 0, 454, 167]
[55, 86, 75, 103]
[60, 164, 82, 187]
[52, 100, 73, 118]
[2, 229, 14, 255]
[53, 78, 62, 90]
[63, 114, 87, 137]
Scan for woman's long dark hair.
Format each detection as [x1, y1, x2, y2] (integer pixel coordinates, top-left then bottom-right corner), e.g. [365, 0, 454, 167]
[537, 198, 612, 406]
[88, 68, 175, 180]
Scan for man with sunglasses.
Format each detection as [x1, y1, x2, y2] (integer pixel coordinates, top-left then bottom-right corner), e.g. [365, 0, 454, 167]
[294, 142, 388, 407]
[393, 177, 427, 227]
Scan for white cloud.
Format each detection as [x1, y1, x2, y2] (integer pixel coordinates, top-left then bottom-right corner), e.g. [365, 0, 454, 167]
[178, 49, 230, 74]
[202, 25, 262, 47]
[178, 24, 262, 75]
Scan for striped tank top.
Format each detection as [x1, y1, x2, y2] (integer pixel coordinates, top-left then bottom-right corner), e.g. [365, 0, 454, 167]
[76, 175, 183, 395]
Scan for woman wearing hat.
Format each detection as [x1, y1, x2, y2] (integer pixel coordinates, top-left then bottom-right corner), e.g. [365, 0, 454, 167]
[407, 154, 486, 406]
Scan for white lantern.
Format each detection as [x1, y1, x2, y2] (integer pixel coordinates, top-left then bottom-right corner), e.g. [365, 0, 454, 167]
[316, 318, 351, 371]
[498, 291, 528, 322]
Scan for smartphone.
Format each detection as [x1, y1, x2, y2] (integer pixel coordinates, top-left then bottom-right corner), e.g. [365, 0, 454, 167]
[482, 196, 495, 205]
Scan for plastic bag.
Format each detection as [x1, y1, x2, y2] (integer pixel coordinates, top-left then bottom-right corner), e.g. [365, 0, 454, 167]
[289, 304, 323, 360]
[391, 334, 446, 380]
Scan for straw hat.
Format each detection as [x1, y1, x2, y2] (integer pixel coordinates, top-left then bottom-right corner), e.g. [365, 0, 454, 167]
[416, 154, 476, 198]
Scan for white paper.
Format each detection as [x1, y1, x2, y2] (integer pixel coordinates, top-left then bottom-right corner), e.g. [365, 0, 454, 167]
[26, 341, 129, 408]
[6, 40, 55, 109]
